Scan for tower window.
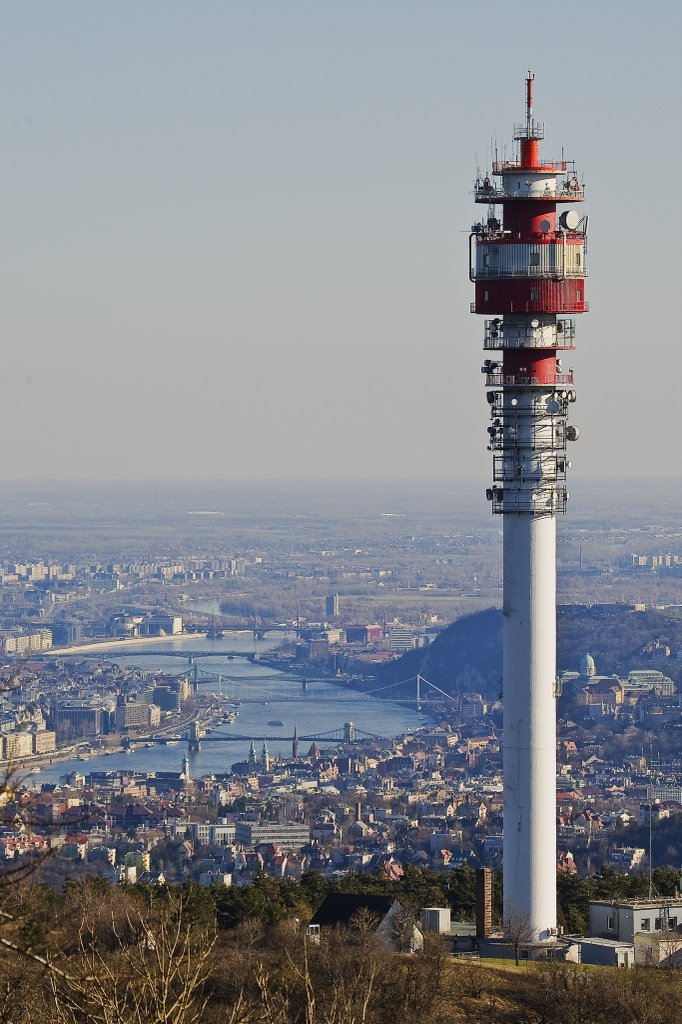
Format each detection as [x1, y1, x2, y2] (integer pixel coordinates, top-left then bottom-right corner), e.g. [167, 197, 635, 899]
[529, 253, 540, 267]
[530, 289, 540, 301]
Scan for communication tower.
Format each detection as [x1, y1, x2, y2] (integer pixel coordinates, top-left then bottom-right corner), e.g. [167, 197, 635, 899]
[470, 73, 587, 943]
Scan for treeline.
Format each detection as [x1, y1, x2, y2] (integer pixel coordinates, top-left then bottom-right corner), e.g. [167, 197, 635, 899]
[0, 875, 680, 1024]
[12, 863, 682, 948]
[212, 864, 681, 937]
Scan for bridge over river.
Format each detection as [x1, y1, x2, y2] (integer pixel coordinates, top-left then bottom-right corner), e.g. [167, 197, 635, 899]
[132, 674, 454, 748]
[132, 722, 382, 746]
[190, 669, 458, 710]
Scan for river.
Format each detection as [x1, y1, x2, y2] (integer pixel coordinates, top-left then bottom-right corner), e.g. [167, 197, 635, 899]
[31, 632, 422, 785]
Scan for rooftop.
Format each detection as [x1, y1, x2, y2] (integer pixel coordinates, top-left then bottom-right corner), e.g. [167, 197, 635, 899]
[590, 897, 682, 909]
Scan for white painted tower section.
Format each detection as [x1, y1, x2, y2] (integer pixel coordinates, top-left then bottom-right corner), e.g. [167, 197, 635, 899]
[503, 513, 557, 941]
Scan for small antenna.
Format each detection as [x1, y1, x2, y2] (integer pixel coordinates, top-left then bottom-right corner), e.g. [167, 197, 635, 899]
[526, 70, 534, 134]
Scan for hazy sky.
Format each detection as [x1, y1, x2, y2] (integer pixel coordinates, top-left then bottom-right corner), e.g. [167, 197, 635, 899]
[0, 1, 679, 480]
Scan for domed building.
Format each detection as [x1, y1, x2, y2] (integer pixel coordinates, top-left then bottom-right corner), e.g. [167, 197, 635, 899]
[579, 653, 596, 679]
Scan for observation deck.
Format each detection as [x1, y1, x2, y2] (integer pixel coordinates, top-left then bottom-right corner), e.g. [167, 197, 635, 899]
[474, 177, 584, 203]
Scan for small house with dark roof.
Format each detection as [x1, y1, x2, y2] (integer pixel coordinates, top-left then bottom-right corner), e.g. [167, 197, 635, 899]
[307, 894, 422, 952]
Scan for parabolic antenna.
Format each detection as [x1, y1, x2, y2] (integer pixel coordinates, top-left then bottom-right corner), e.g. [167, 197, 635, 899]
[560, 210, 580, 231]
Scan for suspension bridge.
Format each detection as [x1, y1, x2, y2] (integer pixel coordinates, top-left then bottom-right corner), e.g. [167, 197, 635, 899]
[187, 669, 459, 713]
[130, 674, 456, 751]
[132, 722, 384, 747]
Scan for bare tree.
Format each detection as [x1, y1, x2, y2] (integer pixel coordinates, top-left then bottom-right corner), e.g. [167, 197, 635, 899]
[48, 891, 215, 1024]
[654, 926, 682, 969]
[503, 904, 534, 966]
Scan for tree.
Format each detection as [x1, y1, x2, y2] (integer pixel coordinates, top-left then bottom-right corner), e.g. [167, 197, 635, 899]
[48, 889, 215, 1024]
[503, 904, 534, 966]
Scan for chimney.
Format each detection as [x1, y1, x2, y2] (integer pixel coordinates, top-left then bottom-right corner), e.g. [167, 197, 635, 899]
[476, 867, 493, 939]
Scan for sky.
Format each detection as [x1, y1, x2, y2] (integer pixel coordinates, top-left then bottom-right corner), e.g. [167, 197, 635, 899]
[0, 1, 679, 481]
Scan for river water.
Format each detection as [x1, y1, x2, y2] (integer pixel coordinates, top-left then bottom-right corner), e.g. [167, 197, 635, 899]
[32, 633, 422, 785]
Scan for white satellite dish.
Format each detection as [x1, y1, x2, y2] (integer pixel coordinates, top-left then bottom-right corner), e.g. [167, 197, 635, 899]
[530, 319, 540, 328]
[560, 210, 580, 231]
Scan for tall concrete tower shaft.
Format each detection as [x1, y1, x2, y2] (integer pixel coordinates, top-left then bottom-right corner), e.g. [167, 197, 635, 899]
[470, 74, 587, 943]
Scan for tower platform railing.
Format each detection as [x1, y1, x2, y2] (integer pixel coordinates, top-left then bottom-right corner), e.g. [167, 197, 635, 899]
[471, 300, 589, 314]
[485, 371, 574, 387]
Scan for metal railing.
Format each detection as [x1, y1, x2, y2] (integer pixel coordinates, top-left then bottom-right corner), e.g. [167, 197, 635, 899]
[472, 267, 587, 280]
[488, 487, 568, 515]
[487, 434, 567, 453]
[485, 372, 574, 387]
[484, 335, 575, 350]
[472, 301, 589, 314]
[512, 121, 545, 141]
[474, 183, 584, 202]
[492, 455, 568, 482]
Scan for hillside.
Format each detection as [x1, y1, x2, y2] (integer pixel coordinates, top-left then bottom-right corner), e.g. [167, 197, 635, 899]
[376, 605, 682, 698]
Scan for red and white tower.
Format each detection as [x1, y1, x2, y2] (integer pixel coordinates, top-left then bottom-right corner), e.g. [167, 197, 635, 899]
[470, 73, 586, 943]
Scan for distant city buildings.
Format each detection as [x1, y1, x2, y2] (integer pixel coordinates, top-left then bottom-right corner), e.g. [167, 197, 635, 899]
[0, 629, 52, 654]
[234, 821, 311, 849]
[53, 700, 109, 739]
[115, 697, 161, 731]
[109, 613, 183, 638]
[620, 553, 682, 575]
[387, 624, 417, 651]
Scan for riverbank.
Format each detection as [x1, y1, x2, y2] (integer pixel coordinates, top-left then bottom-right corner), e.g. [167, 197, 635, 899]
[2, 741, 93, 775]
[43, 631, 252, 658]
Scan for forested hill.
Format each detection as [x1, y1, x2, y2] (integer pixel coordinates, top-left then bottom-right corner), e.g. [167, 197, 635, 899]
[375, 606, 682, 699]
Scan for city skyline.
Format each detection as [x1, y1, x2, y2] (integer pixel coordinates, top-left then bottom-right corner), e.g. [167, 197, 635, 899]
[1, 2, 679, 481]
